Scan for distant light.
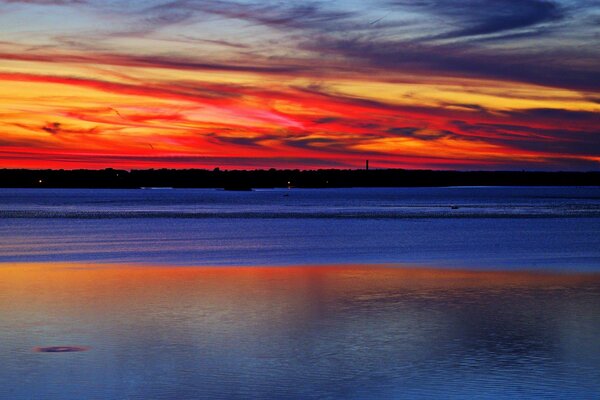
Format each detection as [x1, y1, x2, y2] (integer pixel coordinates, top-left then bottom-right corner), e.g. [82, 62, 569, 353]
[287, 181, 291, 185]
[38, 179, 43, 183]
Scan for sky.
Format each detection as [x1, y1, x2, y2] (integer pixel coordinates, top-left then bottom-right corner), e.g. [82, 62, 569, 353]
[0, 0, 598, 170]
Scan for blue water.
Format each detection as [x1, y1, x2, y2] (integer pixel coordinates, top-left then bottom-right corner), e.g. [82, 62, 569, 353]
[1, 187, 599, 270]
[1, 187, 600, 399]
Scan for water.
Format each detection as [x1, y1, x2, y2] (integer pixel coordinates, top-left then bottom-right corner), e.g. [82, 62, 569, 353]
[1, 187, 599, 399]
[1, 187, 600, 219]
[1, 266, 599, 399]
[1, 187, 599, 270]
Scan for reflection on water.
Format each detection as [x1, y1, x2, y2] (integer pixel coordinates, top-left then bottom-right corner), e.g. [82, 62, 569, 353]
[1, 264, 599, 399]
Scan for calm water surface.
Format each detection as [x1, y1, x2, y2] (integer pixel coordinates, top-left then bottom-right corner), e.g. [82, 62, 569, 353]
[1, 187, 599, 399]
[1, 266, 599, 399]
[1, 187, 599, 270]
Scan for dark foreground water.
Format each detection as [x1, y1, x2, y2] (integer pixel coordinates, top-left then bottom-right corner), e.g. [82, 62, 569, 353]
[1, 187, 599, 399]
[1, 265, 599, 399]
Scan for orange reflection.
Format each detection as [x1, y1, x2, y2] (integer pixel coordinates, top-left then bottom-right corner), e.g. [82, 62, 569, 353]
[2, 263, 599, 363]
[2, 263, 598, 302]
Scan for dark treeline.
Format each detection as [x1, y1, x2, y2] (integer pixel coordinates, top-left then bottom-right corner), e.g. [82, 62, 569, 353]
[0, 168, 599, 189]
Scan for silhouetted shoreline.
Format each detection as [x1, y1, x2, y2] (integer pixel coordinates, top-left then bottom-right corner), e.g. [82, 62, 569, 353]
[0, 168, 598, 189]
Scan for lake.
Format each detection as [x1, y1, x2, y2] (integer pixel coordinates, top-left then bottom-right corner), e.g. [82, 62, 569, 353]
[0, 187, 599, 399]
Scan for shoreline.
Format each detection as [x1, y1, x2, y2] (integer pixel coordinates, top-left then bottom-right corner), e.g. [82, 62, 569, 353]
[1, 168, 599, 189]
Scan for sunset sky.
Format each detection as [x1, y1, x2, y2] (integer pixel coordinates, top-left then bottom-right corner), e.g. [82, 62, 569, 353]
[0, 0, 598, 170]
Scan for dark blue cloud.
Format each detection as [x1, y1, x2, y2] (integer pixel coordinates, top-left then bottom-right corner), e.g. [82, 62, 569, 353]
[452, 115, 600, 156]
[392, 0, 563, 40]
[304, 35, 600, 90]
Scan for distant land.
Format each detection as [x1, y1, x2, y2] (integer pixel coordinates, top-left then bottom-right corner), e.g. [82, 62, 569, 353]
[1, 169, 599, 189]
